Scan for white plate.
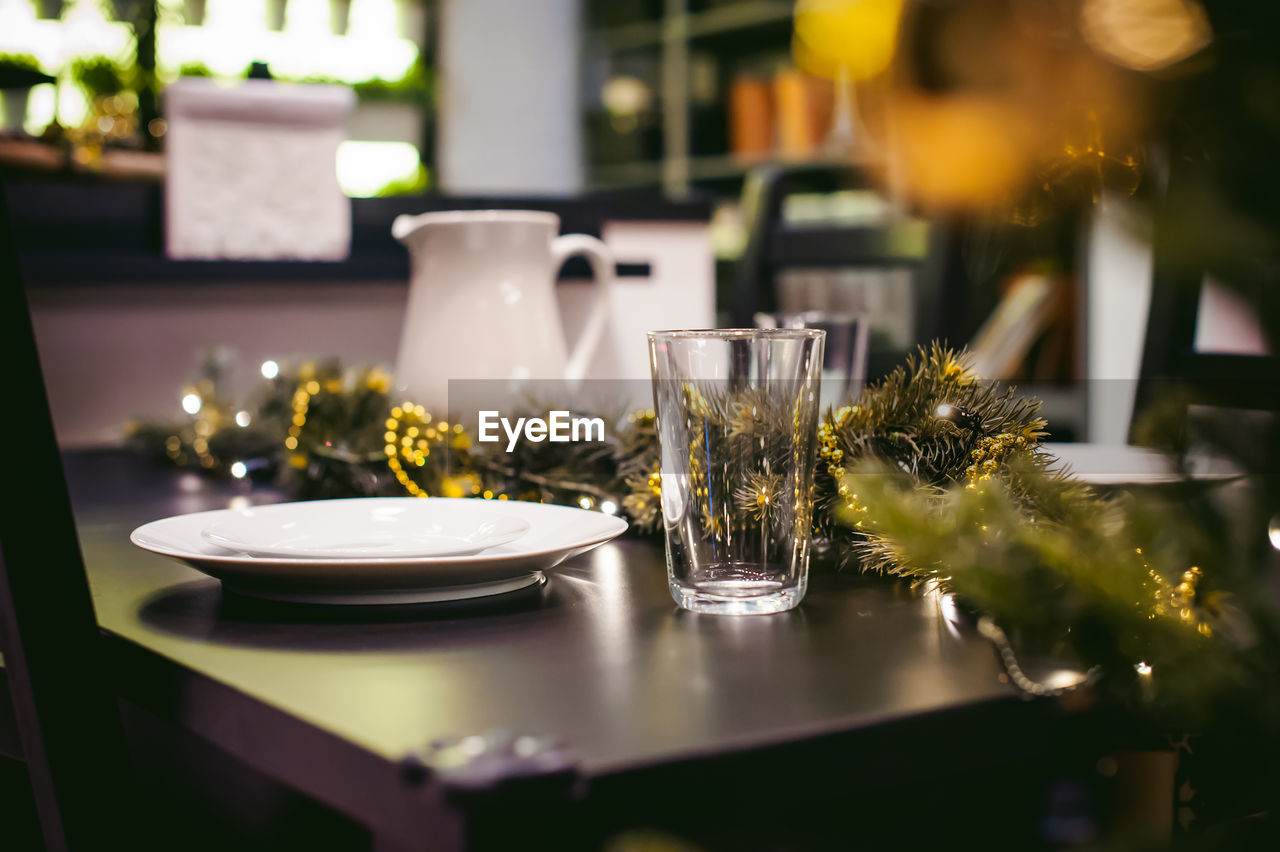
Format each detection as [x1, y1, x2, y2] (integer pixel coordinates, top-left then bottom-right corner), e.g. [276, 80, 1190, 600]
[1045, 442, 1244, 486]
[200, 500, 530, 559]
[131, 497, 628, 605]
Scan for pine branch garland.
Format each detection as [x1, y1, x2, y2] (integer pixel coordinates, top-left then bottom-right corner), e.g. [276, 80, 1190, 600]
[809, 343, 1053, 569]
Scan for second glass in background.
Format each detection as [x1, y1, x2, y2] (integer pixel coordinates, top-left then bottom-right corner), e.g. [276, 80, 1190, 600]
[755, 311, 869, 409]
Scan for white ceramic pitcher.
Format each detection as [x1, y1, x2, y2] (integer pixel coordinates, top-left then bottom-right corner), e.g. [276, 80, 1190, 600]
[391, 210, 615, 414]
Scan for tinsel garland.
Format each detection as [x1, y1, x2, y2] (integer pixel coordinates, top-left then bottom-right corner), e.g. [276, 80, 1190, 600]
[126, 345, 1054, 555]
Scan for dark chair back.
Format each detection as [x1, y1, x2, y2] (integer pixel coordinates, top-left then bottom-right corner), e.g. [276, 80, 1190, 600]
[1132, 178, 1280, 442]
[730, 163, 950, 377]
[0, 184, 135, 851]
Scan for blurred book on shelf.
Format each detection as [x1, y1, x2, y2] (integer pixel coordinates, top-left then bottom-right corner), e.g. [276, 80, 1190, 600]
[967, 274, 1059, 381]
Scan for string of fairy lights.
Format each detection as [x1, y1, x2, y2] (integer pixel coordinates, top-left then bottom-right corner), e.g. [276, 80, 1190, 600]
[382, 401, 483, 499]
[168, 358, 611, 507]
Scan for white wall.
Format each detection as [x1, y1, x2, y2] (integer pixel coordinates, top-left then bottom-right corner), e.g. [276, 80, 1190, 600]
[436, 0, 582, 194]
[28, 282, 407, 448]
[1086, 195, 1153, 445]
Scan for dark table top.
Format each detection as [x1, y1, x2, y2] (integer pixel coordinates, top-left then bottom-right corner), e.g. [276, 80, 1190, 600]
[63, 450, 1051, 842]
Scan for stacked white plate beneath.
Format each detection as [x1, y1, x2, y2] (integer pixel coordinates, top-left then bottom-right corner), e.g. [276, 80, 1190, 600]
[131, 497, 628, 605]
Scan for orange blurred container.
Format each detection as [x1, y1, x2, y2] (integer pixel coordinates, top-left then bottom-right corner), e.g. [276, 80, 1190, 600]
[774, 68, 832, 157]
[729, 73, 773, 158]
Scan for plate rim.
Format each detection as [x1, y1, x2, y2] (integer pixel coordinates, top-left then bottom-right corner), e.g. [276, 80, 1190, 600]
[130, 496, 629, 567]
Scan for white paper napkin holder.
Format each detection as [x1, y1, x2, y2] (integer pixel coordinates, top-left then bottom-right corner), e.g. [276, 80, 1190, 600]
[165, 78, 355, 261]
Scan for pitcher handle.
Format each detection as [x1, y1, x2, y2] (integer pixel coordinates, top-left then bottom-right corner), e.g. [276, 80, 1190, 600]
[551, 234, 615, 383]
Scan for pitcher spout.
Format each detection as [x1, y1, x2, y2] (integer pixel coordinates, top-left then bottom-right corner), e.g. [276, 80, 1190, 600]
[393, 209, 562, 245]
[391, 213, 427, 244]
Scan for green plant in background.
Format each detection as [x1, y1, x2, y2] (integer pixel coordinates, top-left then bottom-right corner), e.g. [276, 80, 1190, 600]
[0, 53, 51, 133]
[177, 62, 213, 78]
[374, 163, 430, 196]
[0, 53, 52, 98]
[351, 56, 432, 105]
[285, 57, 432, 105]
[0, 53, 44, 75]
[71, 56, 126, 99]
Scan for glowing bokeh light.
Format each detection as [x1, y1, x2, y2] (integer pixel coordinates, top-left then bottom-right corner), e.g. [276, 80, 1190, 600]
[1043, 669, 1089, 690]
[181, 392, 202, 414]
[346, 0, 399, 39]
[889, 95, 1032, 208]
[155, 0, 416, 82]
[335, 140, 421, 197]
[285, 0, 330, 36]
[260, 360, 279, 379]
[0, 0, 130, 128]
[1080, 0, 1212, 72]
[21, 83, 57, 134]
[230, 461, 248, 479]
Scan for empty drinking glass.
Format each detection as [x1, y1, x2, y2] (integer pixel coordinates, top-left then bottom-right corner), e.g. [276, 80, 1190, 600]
[647, 329, 825, 615]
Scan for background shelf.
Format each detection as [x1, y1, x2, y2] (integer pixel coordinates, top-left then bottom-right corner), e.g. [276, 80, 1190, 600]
[584, 0, 804, 197]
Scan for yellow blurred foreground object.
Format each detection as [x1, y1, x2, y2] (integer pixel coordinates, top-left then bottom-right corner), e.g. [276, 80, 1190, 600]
[889, 94, 1034, 209]
[794, 0, 905, 81]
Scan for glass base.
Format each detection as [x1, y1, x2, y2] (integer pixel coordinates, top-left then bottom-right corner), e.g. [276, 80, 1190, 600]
[670, 578, 805, 615]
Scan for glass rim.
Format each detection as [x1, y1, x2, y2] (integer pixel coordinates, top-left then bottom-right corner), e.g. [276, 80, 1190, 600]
[647, 328, 826, 341]
[398, 209, 559, 228]
[753, 310, 869, 325]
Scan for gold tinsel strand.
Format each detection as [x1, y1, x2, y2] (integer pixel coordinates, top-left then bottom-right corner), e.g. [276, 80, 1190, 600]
[965, 432, 1029, 482]
[820, 404, 873, 528]
[283, 372, 319, 468]
[384, 401, 434, 497]
[1137, 546, 1212, 636]
[384, 402, 496, 499]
